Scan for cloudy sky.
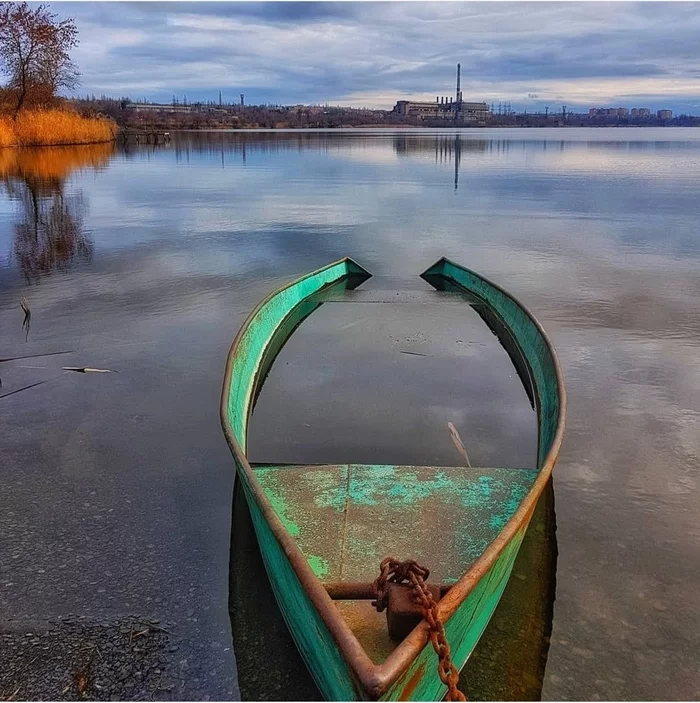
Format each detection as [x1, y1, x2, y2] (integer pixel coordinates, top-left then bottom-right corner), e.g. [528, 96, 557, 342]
[60, 2, 700, 113]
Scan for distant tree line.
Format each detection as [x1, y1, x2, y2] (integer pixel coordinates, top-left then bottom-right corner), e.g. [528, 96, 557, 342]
[72, 96, 421, 129]
[73, 96, 700, 130]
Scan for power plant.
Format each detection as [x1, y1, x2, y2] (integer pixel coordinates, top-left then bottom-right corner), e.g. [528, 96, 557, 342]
[393, 64, 490, 123]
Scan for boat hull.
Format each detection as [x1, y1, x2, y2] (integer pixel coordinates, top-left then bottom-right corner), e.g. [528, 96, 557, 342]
[221, 257, 566, 701]
[238, 470, 366, 699]
[238, 468, 531, 700]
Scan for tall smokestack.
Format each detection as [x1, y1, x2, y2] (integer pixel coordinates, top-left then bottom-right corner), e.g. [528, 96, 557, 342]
[456, 63, 461, 103]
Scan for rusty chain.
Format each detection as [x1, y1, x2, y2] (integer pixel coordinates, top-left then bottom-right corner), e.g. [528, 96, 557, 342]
[372, 557, 467, 702]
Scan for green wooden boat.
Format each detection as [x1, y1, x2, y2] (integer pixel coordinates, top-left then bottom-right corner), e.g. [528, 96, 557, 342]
[221, 257, 566, 701]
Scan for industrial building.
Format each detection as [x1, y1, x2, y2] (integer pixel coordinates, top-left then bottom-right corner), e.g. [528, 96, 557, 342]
[393, 64, 490, 123]
[123, 102, 198, 114]
[122, 102, 231, 115]
[589, 107, 663, 119]
[657, 109, 673, 120]
[589, 107, 631, 117]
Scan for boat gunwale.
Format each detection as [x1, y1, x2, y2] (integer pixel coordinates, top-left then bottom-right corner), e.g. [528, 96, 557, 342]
[220, 255, 566, 699]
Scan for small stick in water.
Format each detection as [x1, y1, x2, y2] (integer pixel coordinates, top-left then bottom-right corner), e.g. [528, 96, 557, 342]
[0, 380, 46, 400]
[448, 422, 472, 468]
[63, 367, 115, 374]
[20, 296, 31, 341]
[0, 350, 73, 363]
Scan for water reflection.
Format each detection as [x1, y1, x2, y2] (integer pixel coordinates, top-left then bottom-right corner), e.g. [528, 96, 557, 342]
[393, 135, 481, 192]
[164, 129, 700, 157]
[159, 131, 700, 198]
[2, 129, 700, 700]
[0, 144, 113, 283]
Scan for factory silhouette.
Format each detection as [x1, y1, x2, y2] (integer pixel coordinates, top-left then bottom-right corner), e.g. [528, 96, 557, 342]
[393, 64, 491, 124]
[392, 64, 674, 125]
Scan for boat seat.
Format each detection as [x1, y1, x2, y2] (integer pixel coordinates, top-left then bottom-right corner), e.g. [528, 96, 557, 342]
[251, 464, 537, 586]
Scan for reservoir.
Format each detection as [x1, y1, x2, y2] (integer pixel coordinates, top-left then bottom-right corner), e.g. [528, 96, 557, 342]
[1, 128, 699, 699]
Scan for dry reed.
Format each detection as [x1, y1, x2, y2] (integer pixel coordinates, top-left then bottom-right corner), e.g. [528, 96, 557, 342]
[0, 109, 117, 148]
[0, 117, 15, 147]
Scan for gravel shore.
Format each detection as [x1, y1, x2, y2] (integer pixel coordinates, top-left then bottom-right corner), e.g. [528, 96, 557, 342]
[1, 616, 187, 701]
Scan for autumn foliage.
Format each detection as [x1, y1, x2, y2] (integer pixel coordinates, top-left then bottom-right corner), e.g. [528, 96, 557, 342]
[0, 2, 78, 114]
[0, 3, 117, 147]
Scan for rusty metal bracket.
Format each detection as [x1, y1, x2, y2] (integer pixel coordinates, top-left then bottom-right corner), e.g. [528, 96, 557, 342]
[386, 582, 442, 641]
[324, 581, 451, 601]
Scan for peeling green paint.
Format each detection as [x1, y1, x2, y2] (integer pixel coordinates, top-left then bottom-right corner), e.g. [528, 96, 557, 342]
[383, 526, 529, 701]
[254, 467, 301, 538]
[312, 465, 350, 512]
[307, 554, 330, 578]
[254, 464, 539, 584]
[346, 464, 395, 506]
[344, 465, 462, 507]
[488, 483, 531, 531]
[479, 475, 493, 498]
[239, 477, 360, 700]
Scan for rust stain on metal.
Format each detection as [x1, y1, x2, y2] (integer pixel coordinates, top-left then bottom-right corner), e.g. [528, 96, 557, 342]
[372, 558, 464, 700]
[398, 662, 427, 701]
[386, 582, 442, 642]
[325, 581, 452, 601]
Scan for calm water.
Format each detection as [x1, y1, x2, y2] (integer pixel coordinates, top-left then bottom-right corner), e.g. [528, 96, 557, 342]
[1, 128, 699, 700]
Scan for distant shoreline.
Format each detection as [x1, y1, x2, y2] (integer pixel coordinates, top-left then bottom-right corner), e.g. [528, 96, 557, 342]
[169, 124, 700, 132]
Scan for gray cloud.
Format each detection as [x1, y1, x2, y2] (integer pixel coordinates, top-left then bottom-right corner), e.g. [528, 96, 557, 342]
[54, 2, 700, 112]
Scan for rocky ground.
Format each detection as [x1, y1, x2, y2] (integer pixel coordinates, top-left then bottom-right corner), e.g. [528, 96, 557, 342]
[0, 616, 195, 701]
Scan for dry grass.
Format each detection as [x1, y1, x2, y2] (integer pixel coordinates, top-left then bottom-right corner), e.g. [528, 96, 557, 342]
[0, 109, 117, 148]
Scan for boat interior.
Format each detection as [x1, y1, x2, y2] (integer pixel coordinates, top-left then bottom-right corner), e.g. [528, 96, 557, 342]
[251, 462, 538, 663]
[244, 267, 543, 664]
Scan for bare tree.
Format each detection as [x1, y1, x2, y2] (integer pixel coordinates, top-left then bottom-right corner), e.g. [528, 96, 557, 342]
[0, 2, 79, 115]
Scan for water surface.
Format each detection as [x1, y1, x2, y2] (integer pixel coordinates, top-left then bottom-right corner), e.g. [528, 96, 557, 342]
[1, 128, 699, 699]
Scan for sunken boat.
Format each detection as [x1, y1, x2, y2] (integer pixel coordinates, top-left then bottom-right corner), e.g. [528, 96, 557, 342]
[221, 257, 566, 701]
